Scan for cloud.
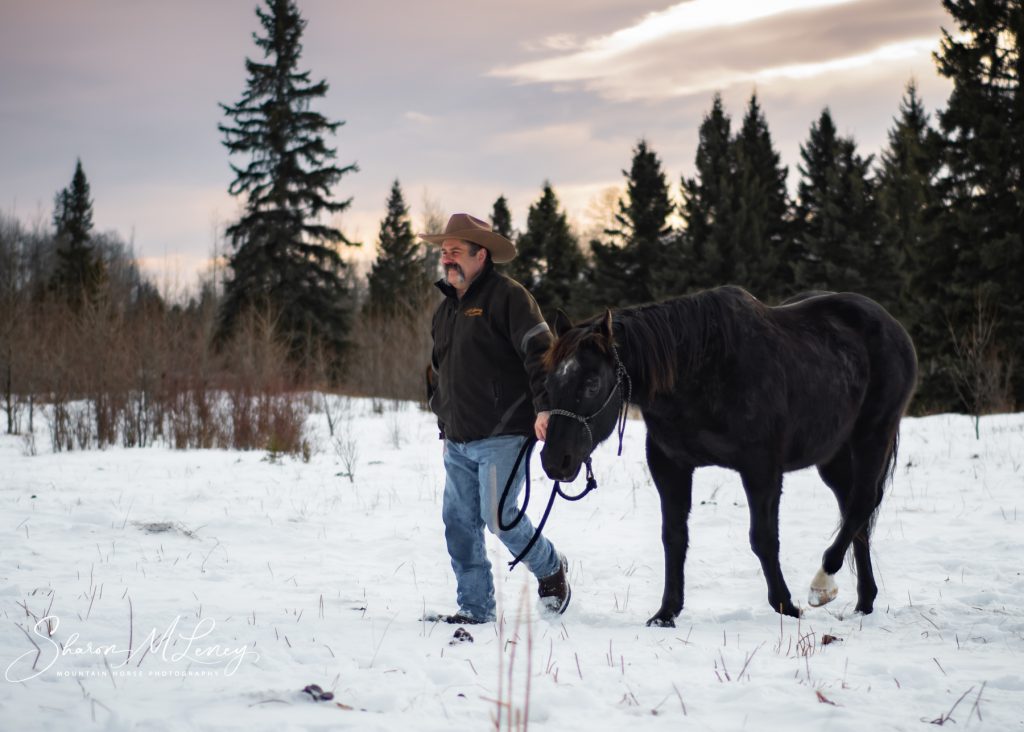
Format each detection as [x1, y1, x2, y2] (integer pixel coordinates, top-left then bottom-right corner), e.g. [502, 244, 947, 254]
[487, 122, 603, 152]
[491, 0, 947, 103]
[403, 111, 436, 124]
[523, 33, 584, 53]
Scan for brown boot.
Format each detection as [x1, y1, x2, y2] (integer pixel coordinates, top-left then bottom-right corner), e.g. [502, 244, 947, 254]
[537, 553, 571, 614]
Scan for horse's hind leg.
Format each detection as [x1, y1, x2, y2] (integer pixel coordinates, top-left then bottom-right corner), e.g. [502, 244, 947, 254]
[810, 446, 852, 608]
[740, 466, 799, 617]
[813, 434, 891, 614]
[646, 436, 694, 628]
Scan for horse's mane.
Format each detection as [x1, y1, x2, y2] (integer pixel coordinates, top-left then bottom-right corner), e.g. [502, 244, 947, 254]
[545, 287, 751, 402]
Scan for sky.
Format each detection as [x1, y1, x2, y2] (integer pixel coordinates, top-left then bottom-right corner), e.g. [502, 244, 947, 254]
[0, 0, 955, 291]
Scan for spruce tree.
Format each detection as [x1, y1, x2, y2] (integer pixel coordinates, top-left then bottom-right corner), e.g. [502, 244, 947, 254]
[679, 94, 737, 292]
[519, 184, 585, 320]
[217, 0, 358, 366]
[793, 109, 881, 298]
[503, 193, 542, 290]
[934, 0, 1023, 407]
[877, 81, 939, 304]
[490, 195, 515, 241]
[51, 159, 104, 309]
[590, 140, 674, 307]
[876, 79, 943, 357]
[731, 94, 793, 301]
[490, 194, 528, 284]
[366, 180, 429, 317]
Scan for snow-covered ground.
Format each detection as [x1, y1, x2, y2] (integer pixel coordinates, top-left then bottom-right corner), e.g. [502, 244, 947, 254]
[2, 400, 1022, 731]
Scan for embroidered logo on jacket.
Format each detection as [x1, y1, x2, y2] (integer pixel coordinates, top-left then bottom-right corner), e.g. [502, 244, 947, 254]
[463, 308, 484, 317]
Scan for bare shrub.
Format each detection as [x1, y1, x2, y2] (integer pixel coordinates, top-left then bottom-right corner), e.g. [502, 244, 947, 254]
[2, 209, 437, 456]
[260, 393, 309, 455]
[320, 392, 352, 438]
[332, 417, 359, 482]
[10, 279, 316, 455]
[385, 403, 406, 449]
[344, 291, 437, 403]
[948, 292, 1016, 438]
[46, 399, 73, 453]
[218, 308, 310, 454]
[72, 402, 93, 450]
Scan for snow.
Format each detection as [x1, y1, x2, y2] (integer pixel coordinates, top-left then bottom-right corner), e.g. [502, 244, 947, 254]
[2, 400, 1022, 730]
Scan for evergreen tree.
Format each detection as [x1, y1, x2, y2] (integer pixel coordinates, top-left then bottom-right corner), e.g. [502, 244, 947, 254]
[876, 79, 944, 378]
[934, 0, 1023, 407]
[679, 95, 738, 292]
[51, 159, 104, 309]
[793, 109, 881, 297]
[519, 184, 586, 320]
[366, 180, 429, 317]
[217, 0, 358, 366]
[490, 195, 514, 241]
[501, 194, 542, 290]
[731, 94, 793, 301]
[589, 139, 674, 307]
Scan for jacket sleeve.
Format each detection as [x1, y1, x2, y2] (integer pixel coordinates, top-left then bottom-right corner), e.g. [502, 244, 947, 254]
[505, 282, 553, 414]
[429, 305, 446, 439]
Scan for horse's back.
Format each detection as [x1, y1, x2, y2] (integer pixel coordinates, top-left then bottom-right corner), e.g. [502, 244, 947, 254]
[772, 291, 917, 424]
[774, 292, 915, 372]
[640, 287, 915, 471]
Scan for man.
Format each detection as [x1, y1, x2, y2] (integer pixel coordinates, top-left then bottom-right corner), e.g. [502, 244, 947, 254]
[422, 213, 570, 624]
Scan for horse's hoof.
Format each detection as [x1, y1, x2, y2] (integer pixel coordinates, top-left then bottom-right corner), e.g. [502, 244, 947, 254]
[808, 566, 839, 607]
[773, 601, 802, 618]
[645, 615, 676, 628]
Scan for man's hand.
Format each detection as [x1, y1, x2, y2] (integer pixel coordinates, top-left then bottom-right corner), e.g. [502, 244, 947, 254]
[534, 411, 550, 441]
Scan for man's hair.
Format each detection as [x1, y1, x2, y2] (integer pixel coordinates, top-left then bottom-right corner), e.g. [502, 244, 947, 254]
[466, 242, 491, 261]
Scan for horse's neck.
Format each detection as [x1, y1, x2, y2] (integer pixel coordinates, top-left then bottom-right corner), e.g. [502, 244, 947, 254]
[614, 299, 702, 402]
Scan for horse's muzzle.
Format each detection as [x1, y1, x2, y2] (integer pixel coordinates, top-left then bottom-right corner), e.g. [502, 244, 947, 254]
[540, 448, 582, 483]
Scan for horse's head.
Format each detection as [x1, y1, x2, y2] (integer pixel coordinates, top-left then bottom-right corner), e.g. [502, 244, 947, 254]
[541, 309, 625, 482]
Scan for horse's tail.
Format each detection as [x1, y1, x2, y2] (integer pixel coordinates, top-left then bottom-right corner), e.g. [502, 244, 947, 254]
[844, 426, 899, 574]
[867, 428, 899, 535]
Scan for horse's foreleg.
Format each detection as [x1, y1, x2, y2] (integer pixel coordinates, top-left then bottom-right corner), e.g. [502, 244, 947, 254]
[646, 438, 693, 628]
[741, 468, 800, 617]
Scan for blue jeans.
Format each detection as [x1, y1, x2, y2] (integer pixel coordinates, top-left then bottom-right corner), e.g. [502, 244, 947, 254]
[442, 434, 560, 621]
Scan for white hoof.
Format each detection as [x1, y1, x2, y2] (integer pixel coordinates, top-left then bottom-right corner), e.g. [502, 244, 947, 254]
[808, 567, 838, 607]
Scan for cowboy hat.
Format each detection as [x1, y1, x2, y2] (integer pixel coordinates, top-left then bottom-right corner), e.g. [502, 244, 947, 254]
[419, 213, 517, 263]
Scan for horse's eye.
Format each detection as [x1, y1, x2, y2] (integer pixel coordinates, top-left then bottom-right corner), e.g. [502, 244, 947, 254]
[583, 376, 601, 399]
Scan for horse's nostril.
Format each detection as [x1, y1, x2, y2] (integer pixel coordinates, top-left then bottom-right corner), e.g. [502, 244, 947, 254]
[560, 454, 571, 471]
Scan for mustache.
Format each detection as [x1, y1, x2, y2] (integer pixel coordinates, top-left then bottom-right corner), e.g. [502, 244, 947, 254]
[444, 264, 465, 279]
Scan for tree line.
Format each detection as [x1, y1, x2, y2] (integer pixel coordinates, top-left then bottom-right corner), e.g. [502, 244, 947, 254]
[472, 77, 1021, 415]
[0, 0, 1020, 453]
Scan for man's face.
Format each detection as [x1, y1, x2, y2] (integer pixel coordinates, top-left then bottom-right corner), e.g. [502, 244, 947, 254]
[440, 239, 487, 292]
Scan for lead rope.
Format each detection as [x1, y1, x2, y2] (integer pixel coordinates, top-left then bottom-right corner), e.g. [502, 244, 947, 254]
[497, 351, 631, 570]
[612, 344, 631, 457]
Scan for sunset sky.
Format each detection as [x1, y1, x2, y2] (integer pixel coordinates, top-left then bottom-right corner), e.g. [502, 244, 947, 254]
[1, 0, 954, 290]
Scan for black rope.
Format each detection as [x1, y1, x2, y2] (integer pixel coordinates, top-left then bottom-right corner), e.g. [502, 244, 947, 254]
[496, 436, 537, 535]
[495, 341, 631, 570]
[497, 437, 599, 570]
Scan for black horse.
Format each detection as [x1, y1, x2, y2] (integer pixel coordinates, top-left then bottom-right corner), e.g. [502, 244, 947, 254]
[540, 286, 917, 626]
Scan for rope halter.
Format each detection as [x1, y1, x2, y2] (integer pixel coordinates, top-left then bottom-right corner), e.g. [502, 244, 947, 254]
[548, 343, 632, 457]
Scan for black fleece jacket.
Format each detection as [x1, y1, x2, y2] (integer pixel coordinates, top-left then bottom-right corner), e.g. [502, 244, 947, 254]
[429, 261, 552, 443]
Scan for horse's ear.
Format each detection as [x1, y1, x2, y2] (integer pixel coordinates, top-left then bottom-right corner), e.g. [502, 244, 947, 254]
[552, 309, 573, 337]
[600, 308, 614, 344]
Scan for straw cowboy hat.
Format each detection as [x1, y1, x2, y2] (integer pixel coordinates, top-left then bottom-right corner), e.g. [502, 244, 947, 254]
[418, 213, 517, 263]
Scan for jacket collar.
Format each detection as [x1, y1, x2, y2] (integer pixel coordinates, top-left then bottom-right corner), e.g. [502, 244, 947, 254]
[435, 258, 496, 301]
